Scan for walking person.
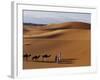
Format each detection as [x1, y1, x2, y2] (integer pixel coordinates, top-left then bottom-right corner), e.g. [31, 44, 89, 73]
[55, 52, 61, 63]
[58, 52, 61, 62]
[55, 55, 58, 63]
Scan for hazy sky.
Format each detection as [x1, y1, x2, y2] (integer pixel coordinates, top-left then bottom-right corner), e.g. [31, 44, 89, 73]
[23, 10, 91, 24]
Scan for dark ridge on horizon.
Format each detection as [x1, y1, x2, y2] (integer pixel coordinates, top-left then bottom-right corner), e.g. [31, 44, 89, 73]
[23, 23, 47, 26]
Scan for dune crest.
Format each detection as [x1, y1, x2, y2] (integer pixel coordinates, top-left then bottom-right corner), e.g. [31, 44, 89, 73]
[44, 22, 90, 30]
[24, 29, 66, 38]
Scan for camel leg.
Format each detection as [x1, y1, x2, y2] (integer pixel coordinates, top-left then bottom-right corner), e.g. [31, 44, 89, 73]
[42, 58, 44, 62]
[32, 58, 34, 62]
[26, 57, 28, 61]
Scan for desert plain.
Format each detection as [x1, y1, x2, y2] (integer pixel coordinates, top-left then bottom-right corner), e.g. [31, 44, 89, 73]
[23, 22, 91, 69]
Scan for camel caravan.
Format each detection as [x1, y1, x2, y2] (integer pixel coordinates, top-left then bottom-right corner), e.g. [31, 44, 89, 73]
[23, 52, 61, 63]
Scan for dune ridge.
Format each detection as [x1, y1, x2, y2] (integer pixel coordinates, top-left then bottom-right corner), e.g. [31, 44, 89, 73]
[44, 22, 90, 30]
[24, 29, 66, 38]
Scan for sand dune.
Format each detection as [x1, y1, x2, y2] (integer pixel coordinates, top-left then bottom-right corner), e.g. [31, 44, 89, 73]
[23, 22, 91, 69]
[24, 22, 90, 39]
[44, 22, 90, 30]
[24, 29, 66, 38]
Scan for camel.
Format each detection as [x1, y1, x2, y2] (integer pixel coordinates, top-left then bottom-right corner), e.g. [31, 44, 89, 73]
[23, 54, 31, 61]
[32, 55, 40, 61]
[42, 54, 51, 61]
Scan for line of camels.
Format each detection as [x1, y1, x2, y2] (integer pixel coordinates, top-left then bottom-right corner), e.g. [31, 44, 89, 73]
[23, 53, 76, 64]
[23, 54, 51, 61]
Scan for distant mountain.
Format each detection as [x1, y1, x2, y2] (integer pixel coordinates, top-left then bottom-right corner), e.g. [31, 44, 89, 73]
[23, 23, 46, 26]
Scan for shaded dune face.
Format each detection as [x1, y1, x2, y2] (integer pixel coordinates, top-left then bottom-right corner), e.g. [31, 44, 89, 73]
[23, 22, 91, 69]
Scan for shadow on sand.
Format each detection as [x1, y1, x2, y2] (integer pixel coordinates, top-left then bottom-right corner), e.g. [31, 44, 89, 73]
[30, 58, 77, 64]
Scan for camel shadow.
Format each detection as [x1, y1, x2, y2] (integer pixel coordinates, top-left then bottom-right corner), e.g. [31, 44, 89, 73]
[32, 58, 77, 64]
[32, 60, 55, 63]
[58, 58, 77, 64]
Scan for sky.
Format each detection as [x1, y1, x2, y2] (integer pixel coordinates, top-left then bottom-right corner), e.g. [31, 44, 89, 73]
[23, 10, 91, 24]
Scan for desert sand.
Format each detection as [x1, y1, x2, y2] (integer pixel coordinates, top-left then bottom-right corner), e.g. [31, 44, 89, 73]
[23, 22, 90, 69]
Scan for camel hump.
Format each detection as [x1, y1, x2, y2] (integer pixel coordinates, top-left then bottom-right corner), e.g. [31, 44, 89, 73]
[42, 54, 51, 57]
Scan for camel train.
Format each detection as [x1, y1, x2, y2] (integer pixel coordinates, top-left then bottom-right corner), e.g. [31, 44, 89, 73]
[23, 54, 52, 62]
[23, 52, 61, 63]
